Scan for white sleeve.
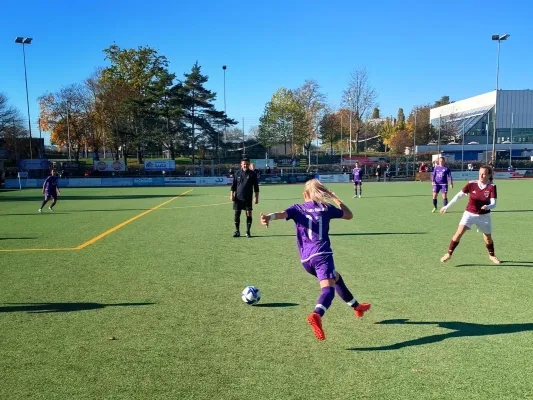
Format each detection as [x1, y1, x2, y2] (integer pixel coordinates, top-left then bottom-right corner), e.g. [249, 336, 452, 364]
[443, 191, 467, 210]
[484, 198, 497, 210]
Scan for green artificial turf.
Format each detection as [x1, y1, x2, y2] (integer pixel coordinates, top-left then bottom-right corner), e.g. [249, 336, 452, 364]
[1, 180, 533, 399]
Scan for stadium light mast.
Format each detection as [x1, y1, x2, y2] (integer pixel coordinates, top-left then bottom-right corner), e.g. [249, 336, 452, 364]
[491, 33, 510, 165]
[348, 97, 352, 159]
[223, 65, 227, 141]
[15, 36, 33, 160]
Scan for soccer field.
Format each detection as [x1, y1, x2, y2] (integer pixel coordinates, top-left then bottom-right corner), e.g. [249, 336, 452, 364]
[1, 181, 533, 399]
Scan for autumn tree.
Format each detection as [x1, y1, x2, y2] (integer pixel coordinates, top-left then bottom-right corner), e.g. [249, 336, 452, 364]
[293, 79, 327, 164]
[341, 68, 378, 153]
[258, 88, 307, 155]
[39, 84, 94, 161]
[407, 105, 434, 146]
[0, 93, 25, 135]
[319, 109, 341, 156]
[0, 93, 28, 159]
[389, 129, 412, 154]
[101, 44, 171, 164]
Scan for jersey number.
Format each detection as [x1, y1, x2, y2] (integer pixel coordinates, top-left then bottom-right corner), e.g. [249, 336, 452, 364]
[305, 215, 323, 240]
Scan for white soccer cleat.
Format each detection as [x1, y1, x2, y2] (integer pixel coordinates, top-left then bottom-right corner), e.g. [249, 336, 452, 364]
[489, 256, 501, 264]
[440, 253, 451, 263]
[358, 195, 361, 198]
[49, 207, 54, 212]
[38, 209, 42, 213]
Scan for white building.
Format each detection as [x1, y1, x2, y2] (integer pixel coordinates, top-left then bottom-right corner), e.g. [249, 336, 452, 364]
[419, 90, 533, 161]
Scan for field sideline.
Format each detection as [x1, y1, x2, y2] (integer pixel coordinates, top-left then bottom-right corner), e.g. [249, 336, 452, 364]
[1, 181, 533, 399]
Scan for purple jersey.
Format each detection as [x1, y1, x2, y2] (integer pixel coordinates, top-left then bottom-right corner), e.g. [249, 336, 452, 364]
[285, 201, 344, 262]
[432, 166, 453, 185]
[44, 176, 58, 192]
[352, 167, 362, 182]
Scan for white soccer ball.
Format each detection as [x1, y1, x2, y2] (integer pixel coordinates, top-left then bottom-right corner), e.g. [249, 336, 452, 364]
[242, 286, 261, 305]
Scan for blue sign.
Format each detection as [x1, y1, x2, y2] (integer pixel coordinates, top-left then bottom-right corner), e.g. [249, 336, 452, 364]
[18, 159, 50, 170]
[144, 160, 176, 171]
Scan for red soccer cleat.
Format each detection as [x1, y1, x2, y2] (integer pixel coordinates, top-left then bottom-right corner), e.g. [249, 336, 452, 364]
[354, 302, 371, 318]
[307, 312, 325, 341]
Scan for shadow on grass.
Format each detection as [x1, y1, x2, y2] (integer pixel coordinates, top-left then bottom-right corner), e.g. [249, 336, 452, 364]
[0, 213, 71, 216]
[1, 209, 151, 216]
[257, 232, 427, 238]
[493, 210, 533, 213]
[0, 194, 190, 202]
[347, 319, 533, 351]
[262, 198, 304, 201]
[364, 194, 428, 198]
[0, 237, 36, 240]
[455, 260, 533, 268]
[253, 302, 299, 308]
[0, 302, 154, 313]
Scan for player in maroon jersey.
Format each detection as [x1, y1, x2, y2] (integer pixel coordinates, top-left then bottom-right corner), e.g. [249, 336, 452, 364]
[439, 165, 500, 264]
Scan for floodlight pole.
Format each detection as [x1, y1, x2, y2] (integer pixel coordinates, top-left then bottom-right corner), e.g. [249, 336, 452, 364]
[223, 65, 227, 142]
[491, 34, 510, 165]
[348, 98, 352, 159]
[15, 37, 33, 159]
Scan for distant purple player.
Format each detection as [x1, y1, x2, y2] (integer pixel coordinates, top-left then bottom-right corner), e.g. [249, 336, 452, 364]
[432, 157, 453, 213]
[260, 179, 371, 341]
[352, 162, 363, 198]
[39, 169, 61, 213]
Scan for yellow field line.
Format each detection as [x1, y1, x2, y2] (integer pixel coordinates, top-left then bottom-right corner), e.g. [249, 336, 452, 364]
[159, 201, 231, 210]
[0, 248, 76, 253]
[75, 189, 193, 250]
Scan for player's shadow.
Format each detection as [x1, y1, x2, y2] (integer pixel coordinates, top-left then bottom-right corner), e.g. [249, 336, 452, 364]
[68, 209, 148, 213]
[493, 210, 533, 213]
[0, 194, 182, 202]
[0, 237, 36, 240]
[347, 319, 533, 351]
[331, 232, 427, 236]
[262, 198, 303, 201]
[259, 232, 427, 238]
[367, 194, 428, 198]
[1, 213, 71, 216]
[253, 302, 299, 308]
[0, 302, 154, 313]
[455, 260, 533, 268]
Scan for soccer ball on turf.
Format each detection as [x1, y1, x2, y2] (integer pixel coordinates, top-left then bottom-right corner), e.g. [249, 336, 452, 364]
[241, 286, 261, 305]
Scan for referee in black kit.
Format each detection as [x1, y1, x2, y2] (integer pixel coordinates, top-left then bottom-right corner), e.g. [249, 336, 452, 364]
[230, 158, 259, 238]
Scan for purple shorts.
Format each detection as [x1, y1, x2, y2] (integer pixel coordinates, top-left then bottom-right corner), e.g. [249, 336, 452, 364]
[45, 191, 57, 200]
[433, 184, 448, 194]
[302, 254, 336, 281]
[353, 180, 362, 186]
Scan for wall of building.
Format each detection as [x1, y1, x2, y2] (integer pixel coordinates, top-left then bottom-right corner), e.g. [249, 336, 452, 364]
[496, 90, 533, 129]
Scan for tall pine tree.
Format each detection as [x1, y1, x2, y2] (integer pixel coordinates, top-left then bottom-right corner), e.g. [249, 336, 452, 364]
[180, 62, 236, 171]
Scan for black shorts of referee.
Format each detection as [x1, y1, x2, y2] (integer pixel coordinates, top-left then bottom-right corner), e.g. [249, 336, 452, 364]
[233, 198, 253, 211]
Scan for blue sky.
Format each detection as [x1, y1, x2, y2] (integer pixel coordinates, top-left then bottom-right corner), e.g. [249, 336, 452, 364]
[1, 0, 532, 145]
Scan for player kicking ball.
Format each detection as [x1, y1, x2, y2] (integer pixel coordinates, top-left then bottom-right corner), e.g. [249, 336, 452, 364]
[439, 165, 500, 264]
[260, 179, 371, 341]
[39, 169, 61, 212]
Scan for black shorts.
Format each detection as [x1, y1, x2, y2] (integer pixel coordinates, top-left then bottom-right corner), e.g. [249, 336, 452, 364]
[233, 199, 253, 211]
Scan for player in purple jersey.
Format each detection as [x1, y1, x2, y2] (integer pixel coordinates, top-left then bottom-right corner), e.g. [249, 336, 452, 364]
[260, 179, 371, 341]
[39, 169, 61, 213]
[431, 157, 453, 213]
[352, 162, 363, 198]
